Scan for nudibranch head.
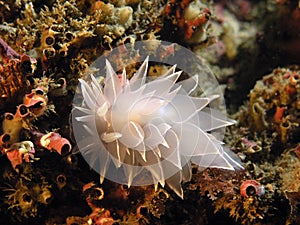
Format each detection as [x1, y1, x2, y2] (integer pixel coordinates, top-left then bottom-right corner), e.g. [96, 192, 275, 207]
[72, 55, 242, 198]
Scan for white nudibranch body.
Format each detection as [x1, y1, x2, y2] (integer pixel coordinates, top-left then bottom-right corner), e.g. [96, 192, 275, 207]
[73, 57, 243, 198]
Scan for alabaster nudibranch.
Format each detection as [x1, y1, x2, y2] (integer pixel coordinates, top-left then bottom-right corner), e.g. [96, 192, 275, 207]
[73, 57, 243, 198]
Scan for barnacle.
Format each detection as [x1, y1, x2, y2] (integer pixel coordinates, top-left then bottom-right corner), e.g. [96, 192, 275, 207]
[72, 56, 243, 198]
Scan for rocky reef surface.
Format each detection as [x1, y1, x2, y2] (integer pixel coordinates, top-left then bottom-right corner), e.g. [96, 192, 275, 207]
[0, 0, 299, 224]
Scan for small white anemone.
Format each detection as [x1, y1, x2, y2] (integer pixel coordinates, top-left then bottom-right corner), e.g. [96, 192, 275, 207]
[73, 57, 243, 198]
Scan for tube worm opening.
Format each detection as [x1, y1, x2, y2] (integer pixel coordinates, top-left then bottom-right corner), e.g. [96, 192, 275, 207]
[1, 133, 10, 142]
[4, 113, 14, 120]
[31, 101, 43, 109]
[45, 35, 55, 46]
[43, 47, 56, 59]
[65, 32, 74, 41]
[240, 180, 265, 197]
[138, 206, 149, 217]
[56, 174, 67, 190]
[246, 185, 257, 196]
[15, 104, 29, 118]
[51, 78, 68, 97]
[58, 49, 67, 57]
[0, 133, 11, 149]
[35, 89, 45, 96]
[56, 174, 66, 184]
[60, 143, 72, 156]
[57, 77, 66, 86]
[280, 119, 291, 143]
